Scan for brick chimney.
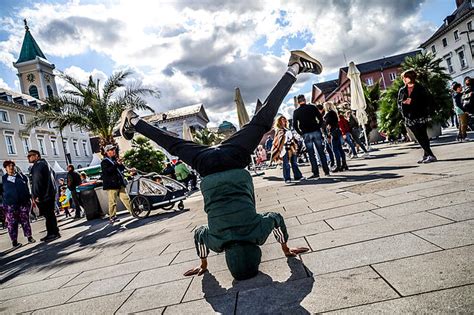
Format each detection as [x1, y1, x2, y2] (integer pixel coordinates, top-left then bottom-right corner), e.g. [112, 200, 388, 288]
[456, 0, 465, 8]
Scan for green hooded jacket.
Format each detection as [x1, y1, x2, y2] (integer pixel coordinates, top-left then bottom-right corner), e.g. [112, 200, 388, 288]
[193, 168, 288, 258]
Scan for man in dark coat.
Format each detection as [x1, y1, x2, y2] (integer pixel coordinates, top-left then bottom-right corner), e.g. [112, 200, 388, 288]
[67, 164, 83, 219]
[100, 144, 132, 223]
[28, 150, 60, 242]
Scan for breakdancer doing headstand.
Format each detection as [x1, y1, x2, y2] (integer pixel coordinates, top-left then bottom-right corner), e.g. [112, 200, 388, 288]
[118, 50, 322, 280]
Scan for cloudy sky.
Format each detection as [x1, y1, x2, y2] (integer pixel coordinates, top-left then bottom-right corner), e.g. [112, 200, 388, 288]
[0, 0, 456, 127]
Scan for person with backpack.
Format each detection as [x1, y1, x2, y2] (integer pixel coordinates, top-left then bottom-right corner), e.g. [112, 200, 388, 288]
[461, 77, 474, 140]
[28, 150, 60, 242]
[272, 115, 304, 185]
[397, 69, 437, 164]
[67, 164, 83, 219]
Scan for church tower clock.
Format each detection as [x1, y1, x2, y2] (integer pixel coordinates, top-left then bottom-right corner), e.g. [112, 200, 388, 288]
[13, 19, 58, 100]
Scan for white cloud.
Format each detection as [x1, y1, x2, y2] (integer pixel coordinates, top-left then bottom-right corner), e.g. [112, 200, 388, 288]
[0, 0, 437, 125]
[0, 77, 11, 89]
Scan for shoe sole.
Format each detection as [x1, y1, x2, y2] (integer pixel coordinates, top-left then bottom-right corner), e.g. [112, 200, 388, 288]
[119, 110, 135, 141]
[290, 50, 323, 74]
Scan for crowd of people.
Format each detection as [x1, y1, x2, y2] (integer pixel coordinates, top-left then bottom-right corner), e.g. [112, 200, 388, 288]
[451, 76, 474, 142]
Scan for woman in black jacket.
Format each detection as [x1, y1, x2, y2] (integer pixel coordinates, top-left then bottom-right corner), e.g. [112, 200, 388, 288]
[2, 160, 35, 249]
[323, 102, 348, 172]
[397, 70, 437, 163]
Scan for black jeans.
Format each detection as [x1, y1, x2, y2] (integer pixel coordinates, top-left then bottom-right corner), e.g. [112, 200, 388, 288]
[135, 73, 296, 177]
[37, 199, 59, 236]
[70, 190, 82, 218]
[408, 123, 434, 157]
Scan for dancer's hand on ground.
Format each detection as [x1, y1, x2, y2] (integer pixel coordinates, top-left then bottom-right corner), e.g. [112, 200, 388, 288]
[282, 243, 309, 257]
[183, 258, 208, 276]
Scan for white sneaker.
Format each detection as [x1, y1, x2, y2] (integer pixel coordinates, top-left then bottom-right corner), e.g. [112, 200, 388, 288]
[288, 50, 323, 74]
[284, 180, 293, 185]
[422, 156, 437, 163]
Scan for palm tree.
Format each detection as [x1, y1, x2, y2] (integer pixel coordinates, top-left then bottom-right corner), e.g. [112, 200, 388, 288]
[377, 52, 452, 138]
[27, 70, 158, 151]
[192, 128, 224, 146]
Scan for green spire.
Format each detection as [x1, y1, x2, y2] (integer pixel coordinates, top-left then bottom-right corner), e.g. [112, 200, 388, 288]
[16, 19, 46, 64]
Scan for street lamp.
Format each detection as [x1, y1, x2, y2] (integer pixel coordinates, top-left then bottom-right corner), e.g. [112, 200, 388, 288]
[460, 30, 474, 57]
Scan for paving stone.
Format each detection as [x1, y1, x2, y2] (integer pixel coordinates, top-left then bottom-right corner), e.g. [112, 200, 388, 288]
[117, 279, 191, 313]
[64, 252, 176, 287]
[325, 211, 383, 229]
[164, 294, 236, 315]
[372, 245, 474, 296]
[415, 183, 466, 198]
[306, 212, 451, 251]
[69, 273, 136, 302]
[120, 244, 169, 263]
[236, 266, 398, 314]
[282, 216, 301, 227]
[369, 192, 423, 207]
[306, 198, 369, 212]
[0, 273, 78, 301]
[0, 284, 86, 313]
[281, 203, 313, 218]
[171, 248, 222, 265]
[285, 221, 332, 239]
[32, 290, 132, 315]
[135, 307, 164, 314]
[302, 233, 439, 275]
[373, 191, 474, 218]
[329, 285, 474, 314]
[413, 220, 474, 249]
[376, 178, 452, 197]
[429, 202, 474, 221]
[183, 257, 308, 302]
[298, 202, 379, 225]
[161, 239, 196, 255]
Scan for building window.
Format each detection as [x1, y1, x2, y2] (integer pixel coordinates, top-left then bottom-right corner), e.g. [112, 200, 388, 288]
[29, 85, 39, 99]
[37, 137, 47, 155]
[69, 125, 74, 132]
[73, 140, 79, 156]
[63, 139, 70, 154]
[51, 138, 59, 156]
[442, 38, 448, 47]
[22, 137, 30, 155]
[82, 140, 89, 156]
[0, 110, 10, 123]
[47, 122, 53, 129]
[431, 45, 436, 54]
[468, 21, 472, 31]
[454, 30, 459, 41]
[18, 113, 26, 125]
[446, 57, 454, 73]
[4, 133, 16, 155]
[46, 85, 53, 98]
[389, 72, 397, 81]
[366, 77, 374, 86]
[458, 49, 467, 69]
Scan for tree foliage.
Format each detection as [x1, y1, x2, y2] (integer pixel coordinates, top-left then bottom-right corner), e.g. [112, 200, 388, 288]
[122, 136, 166, 173]
[26, 70, 159, 151]
[377, 52, 452, 138]
[362, 80, 381, 130]
[192, 128, 224, 146]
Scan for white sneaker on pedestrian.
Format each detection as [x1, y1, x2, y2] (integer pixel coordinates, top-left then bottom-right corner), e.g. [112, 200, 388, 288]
[422, 156, 437, 163]
[284, 180, 293, 185]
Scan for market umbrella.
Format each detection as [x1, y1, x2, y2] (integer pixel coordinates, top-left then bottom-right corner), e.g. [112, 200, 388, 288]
[347, 61, 370, 150]
[235, 87, 250, 128]
[182, 120, 194, 141]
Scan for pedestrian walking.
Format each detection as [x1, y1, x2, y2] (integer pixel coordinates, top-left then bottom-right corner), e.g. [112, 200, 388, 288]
[117, 50, 318, 280]
[397, 70, 437, 163]
[272, 115, 304, 185]
[100, 144, 132, 223]
[453, 82, 469, 141]
[346, 111, 369, 155]
[2, 160, 36, 249]
[338, 112, 358, 158]
[67, 165, 83, 219]
[293, 94, 330, 179]
[323, 102, 348, 172]
[27, 150, 60, 242]
[175, 160, 198, 190]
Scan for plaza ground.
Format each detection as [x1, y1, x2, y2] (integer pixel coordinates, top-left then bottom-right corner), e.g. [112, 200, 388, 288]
[0, 128, 473, 314]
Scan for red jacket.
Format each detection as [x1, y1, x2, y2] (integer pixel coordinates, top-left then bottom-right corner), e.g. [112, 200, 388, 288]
[338, 115, 351, 134]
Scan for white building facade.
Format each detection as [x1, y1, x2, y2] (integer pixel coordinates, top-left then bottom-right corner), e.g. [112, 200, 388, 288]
[421, 0, 474, 84]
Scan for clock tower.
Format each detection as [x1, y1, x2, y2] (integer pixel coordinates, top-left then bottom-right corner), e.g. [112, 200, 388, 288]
[13, 19, 58, 100]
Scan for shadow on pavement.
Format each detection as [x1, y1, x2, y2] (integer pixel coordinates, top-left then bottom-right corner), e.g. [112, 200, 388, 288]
[348, 165, 418, 172]
[202, 258, 314, 314]
[437, 157, 474, 162]
[0, 208, 189, 286]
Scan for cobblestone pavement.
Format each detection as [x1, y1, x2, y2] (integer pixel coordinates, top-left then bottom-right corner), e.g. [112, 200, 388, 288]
[0, 129, 473, 314]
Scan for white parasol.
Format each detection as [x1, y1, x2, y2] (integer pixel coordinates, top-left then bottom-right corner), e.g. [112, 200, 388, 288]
[235, 87, 250, 128]
[347, 61, 370, 149]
